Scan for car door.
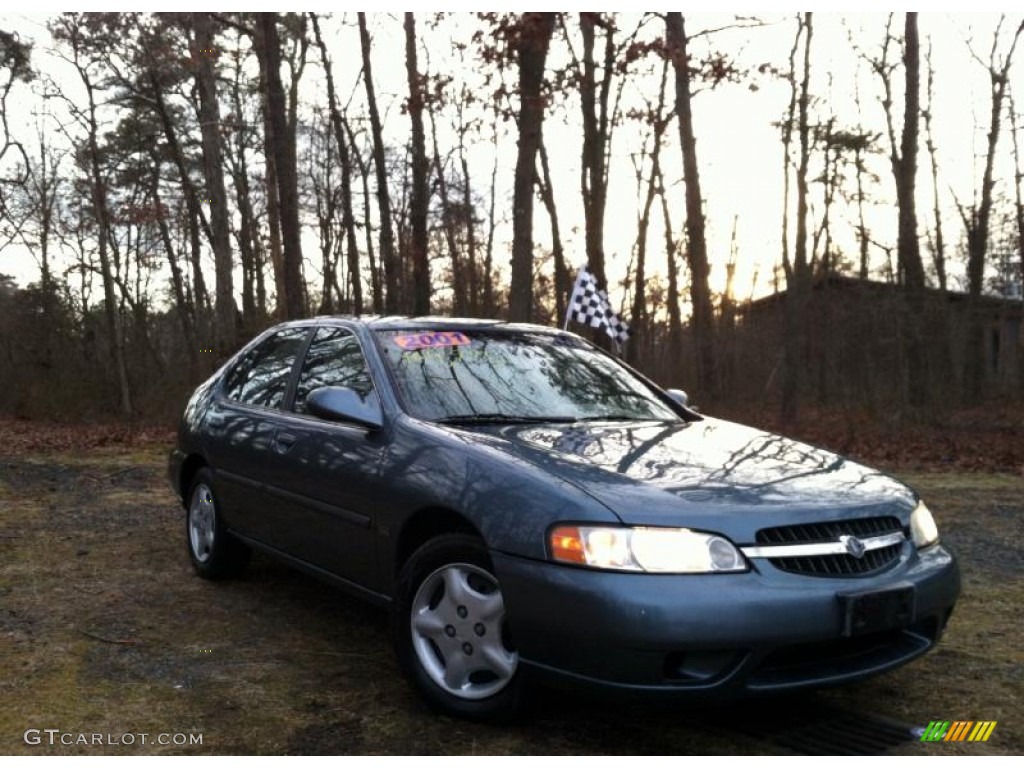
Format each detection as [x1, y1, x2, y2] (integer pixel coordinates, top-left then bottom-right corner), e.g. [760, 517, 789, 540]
[202, 325, 312, 543]
[259, 324, 387, 593]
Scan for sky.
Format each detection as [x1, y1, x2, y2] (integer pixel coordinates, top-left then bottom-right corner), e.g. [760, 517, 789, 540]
[2, 7, 1023, 316]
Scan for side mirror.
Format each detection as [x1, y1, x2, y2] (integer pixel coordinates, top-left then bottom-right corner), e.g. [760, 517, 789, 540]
[665, 388, 689, 407]
[665, 388, 698, 412]
[306, 386, 383, 430]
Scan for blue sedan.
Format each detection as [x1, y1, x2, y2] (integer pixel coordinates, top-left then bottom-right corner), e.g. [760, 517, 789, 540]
[168, 317, 960, 720]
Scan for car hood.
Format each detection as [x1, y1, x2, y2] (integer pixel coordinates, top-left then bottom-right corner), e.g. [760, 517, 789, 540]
[449, 417, 915, 535]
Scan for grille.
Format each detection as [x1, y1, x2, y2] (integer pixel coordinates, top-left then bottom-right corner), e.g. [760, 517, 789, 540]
[755, 516, 904, 577]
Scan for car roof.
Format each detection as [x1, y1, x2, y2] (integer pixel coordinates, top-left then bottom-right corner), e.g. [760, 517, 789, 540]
[283, 315, 565, 335]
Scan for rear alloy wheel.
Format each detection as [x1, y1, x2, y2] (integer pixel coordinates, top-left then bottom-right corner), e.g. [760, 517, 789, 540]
[186, 467, 250, 580]
[393, 534, 523, 720]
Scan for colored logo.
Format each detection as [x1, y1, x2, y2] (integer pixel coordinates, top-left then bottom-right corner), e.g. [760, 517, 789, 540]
[920, 721, 997, 742]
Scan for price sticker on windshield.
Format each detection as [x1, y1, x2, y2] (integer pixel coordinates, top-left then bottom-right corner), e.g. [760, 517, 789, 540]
[393, 331, 471, 351]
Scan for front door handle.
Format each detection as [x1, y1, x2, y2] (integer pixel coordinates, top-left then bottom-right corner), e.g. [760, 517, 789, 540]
[273, 431, 297, 453]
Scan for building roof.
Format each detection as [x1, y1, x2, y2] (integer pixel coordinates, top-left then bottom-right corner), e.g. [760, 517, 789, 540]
[743, 274, 1023, 313]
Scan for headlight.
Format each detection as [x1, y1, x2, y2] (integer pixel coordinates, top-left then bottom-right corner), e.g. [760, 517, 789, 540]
[549, 525, 747, 573]
[910, 500, 940, 548]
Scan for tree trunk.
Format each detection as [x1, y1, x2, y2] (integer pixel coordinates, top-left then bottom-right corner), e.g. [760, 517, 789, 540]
[358, 12, 400, 314]
[403, 13, 431, 315]
[1011, 90, 1024, 294]
[225, 46, 259, 328]
[536, 134, 568, 323]
[309, 115, 338, 314]
[347, 120, 383, 313]
[509, 12, 556, 322]
[148, 70, 210, 332]
[84, 77, 132, 419]
[579, 12, 614, 291]
[460, 150, 479, 315]
[484, 107, 499, 316]
[781, 13, 813, 423]
[252, 19, 285, 319]
[193, 12, 237, 353]
[152, 155, 200, 379]
[257, 13, 304, 320]
[627, 62, 670, 367]
[429, 102, 463, 315]
[310, 13, 362, 315]
[657, 167, 684, 385]
[856, 145, 870, 279]
[924, 41, 946, 291]
[895, 13, 928, 407]
[665, 12, 717, 395]
[285, 14, 309, 312]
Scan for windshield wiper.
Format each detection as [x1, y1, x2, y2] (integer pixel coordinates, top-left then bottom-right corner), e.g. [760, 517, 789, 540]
[572, 414, 647, 422]
[434, 413, 577, 425]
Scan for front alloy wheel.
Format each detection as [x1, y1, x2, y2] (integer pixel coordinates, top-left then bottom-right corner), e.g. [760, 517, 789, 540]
[393, 534, 523, 720]
[410, 562, 518, 700]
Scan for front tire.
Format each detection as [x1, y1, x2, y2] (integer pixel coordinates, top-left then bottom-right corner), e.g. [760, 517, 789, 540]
[392, 534, 523, 721]
[186, 467, 250, 580]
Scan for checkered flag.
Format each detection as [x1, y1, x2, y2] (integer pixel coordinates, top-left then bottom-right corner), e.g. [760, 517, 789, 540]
[563, 265, 631, 345]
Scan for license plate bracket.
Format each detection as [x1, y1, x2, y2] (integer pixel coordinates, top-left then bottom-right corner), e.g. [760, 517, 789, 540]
[838, 586, 914, 637]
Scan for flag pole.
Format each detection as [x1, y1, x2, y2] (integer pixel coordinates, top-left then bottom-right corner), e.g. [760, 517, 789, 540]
[564, 266, 585, 330]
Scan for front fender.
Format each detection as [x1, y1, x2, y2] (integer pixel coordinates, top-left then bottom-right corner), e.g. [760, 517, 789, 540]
[381, 418, 621, 561]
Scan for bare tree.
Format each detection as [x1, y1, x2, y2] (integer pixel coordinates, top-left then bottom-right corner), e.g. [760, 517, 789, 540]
[958, 17, 1024, 401]
[896, 13, 928, 405]
[535, 131, 568, 322]
[223, 34, 265, 325]
[573, 13, 629, 292]
[51, 15, 132, 418]
[0, 30, 32, 227]
[923, 40, 946, 290]
[358, 12, 399, 313]
[256, 13, 305, 319]
[404, 13, 430, 314]
[780, 13, 813, 423]
[191, 12, 237, 351]
[151, 151, 200, 378]
[509, 12, 556, 322]
[1011, 89, 1024, 294]
[309, 13, 362, 315]
[665, 12, 717, 394]
[627, 58, 670, 366]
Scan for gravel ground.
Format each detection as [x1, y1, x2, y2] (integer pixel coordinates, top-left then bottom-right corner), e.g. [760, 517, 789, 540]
[0, 448, 1020, 755]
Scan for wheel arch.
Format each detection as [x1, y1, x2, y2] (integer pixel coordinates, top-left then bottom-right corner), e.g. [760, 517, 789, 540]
[179, 453, 209, 507]
[393, 506, 482, 575]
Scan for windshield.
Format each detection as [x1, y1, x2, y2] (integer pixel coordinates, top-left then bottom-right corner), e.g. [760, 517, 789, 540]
[374, 329, 680, 423]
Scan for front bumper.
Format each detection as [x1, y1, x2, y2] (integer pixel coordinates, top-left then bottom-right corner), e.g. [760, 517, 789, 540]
[492, 542, 959, 698]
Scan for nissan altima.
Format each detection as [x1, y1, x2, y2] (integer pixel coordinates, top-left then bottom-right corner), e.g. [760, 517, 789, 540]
[168, 317, 960, 720]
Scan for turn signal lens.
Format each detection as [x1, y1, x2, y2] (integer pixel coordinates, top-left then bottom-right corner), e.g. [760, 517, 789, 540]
[550, 526, 587, 564]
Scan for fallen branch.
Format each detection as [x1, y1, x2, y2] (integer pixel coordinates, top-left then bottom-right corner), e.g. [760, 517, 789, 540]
[79, 629, 142, 646]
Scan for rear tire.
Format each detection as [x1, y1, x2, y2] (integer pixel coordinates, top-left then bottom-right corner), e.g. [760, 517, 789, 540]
[186, 467, 250, 580]
[392, 533, 524, 721]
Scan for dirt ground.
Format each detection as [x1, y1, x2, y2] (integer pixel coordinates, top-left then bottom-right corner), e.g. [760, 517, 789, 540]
[1, 443, 1021, 755]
